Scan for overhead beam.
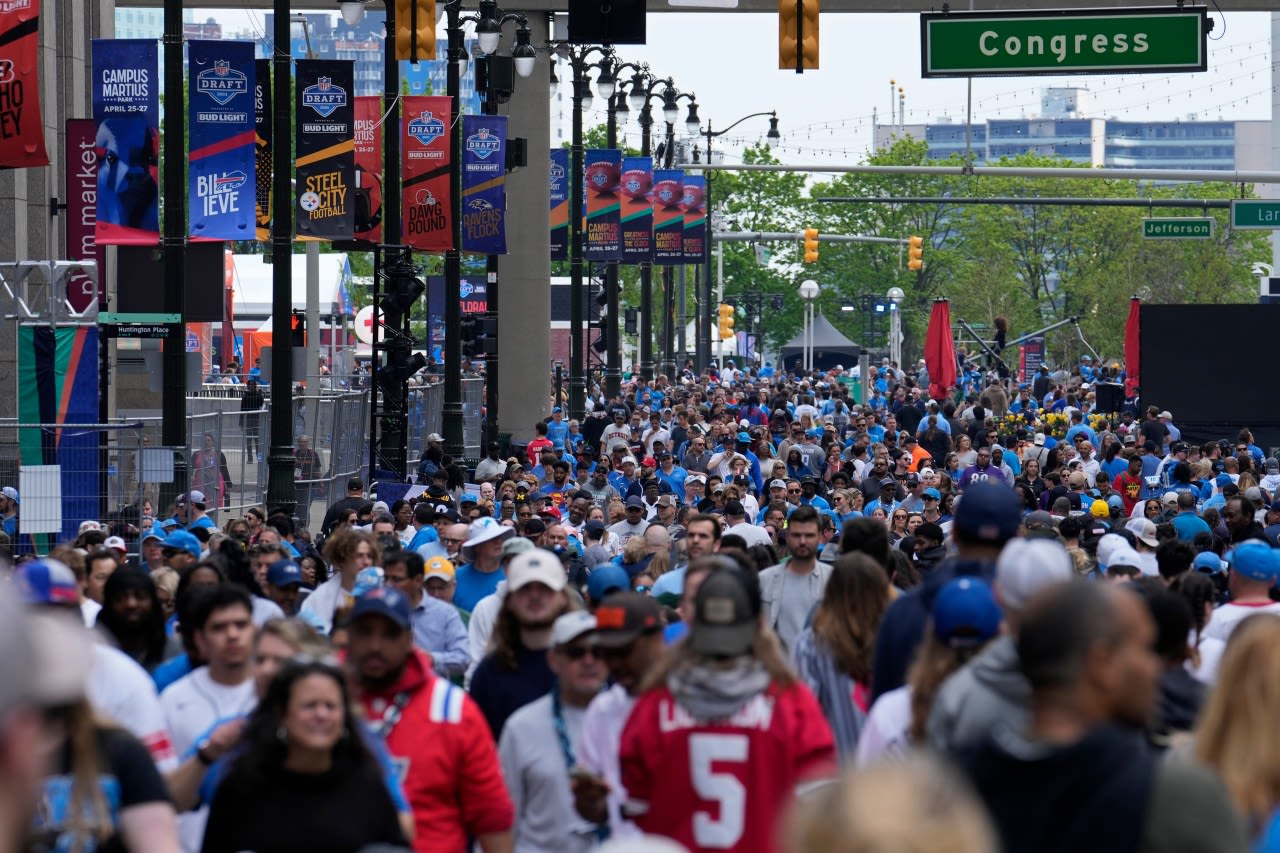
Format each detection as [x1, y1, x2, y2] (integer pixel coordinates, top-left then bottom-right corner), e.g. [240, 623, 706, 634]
[816, 196, 1234, 208]
[682, 162, 1280, 185]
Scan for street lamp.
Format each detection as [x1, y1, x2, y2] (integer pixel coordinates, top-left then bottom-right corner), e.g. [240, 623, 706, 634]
[798, 279, 820, 372]
[887, 285, 904, 368]
[658, 89, 697, 380]
[634, 75, 679, 382]
[338, 0, 367, 27]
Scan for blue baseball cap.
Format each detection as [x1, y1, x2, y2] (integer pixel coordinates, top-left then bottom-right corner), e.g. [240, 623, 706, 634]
[736, 431, 752, 443]
[349, 586, 412, 630]
[932, 577, 1002, 649]
[266, 560, 304, 588]
[1193, 552, 1226, 574]
[587, 564, 630, 603]
[923, 487, 942, 501]
[12, 559, 79, 606]
[1228, 541, 1278, 585]
[952, 482, 1022, 545]
[163, 529, 202, 559]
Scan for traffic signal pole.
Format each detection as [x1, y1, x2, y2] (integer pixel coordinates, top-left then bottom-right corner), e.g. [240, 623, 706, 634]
[161, 0, 188, 508]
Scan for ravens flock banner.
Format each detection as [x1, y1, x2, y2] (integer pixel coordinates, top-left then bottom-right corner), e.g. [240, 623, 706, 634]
[253, 58, 271, 241]
[0, 0, 48, 169]
[620, 156, 653, 262]
[652, 169, 684, 265]
[402, 95, 452, 252]
[682, 174, 706, 262]
[188, 41, 255, 240]
[549, 149, 569, 261]
[91, 39, 159, 245]
[352, 96, 383, 246]
[295, 59, 355, 240]
[460, 115, 506, 255]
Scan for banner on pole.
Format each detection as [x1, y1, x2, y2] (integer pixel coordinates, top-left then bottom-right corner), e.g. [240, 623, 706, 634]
[681, 174, 706, 262]
[402, 95, 452, 252]
[652, 169, 684, 265]
[188, 41, 255, 240]
[253, 58, 271, 241]
[583, 149, 622, 261]
[91, 38, 159, 245]
[65, 118, 103, 314]
[294, 59, 355, 241]
[460, 114, 506, 255]
[1019, 335, 1046, 383]
[0, 0, 49, 169]
[550, 148, 569, 261]
[620, 156, 653, 262]
[352, 96, 383, 245]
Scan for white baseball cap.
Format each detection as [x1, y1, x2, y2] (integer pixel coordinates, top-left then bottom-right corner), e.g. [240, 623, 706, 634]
[507, 549, 567, 593]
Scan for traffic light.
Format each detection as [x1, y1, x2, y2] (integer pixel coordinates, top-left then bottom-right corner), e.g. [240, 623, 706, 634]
[718, 303, 736, 340]
[803, 227, 820, 264]
[377, 351, 428, 393]
[290, 311, 306, 348]
[624, 307, 639, 335]
[380, 260, 425, 329]
[460, 315, 480, 358]
[395, 0, 437, 63]
[907, 235, 924, 271]
[778, 0, 819, 72]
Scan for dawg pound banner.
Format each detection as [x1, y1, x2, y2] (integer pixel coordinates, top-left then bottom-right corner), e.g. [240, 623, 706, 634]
[188, 41, 255, 240]
[295, 59, 355, 240]
[402, 95, 452, 252]
[0, 0, 49, 169]
[91, 39, 159, 245]
[460, 115, 506, 255]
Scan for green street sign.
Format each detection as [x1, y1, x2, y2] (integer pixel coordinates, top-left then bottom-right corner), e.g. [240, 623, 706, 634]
[921, 8, 1208, 78]
[1230, 200, 1280, 230]
[1142, 218, 1213, 240]
[99, 312, 181, 324]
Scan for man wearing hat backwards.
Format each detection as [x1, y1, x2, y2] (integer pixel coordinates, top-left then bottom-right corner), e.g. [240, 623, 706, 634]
[618, 569, 835, 853]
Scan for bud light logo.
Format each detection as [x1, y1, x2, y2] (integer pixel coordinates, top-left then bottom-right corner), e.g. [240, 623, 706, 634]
[302, 77, 347, 118]
[408, 111, 445, 146]
[466, 127, 500, 160]
[196, 60, 248, 106]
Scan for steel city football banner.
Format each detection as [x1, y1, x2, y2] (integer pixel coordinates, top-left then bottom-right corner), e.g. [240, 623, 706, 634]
[460, 114, 506, 255]
[253, 58, 271, 241]
[91, 39, 159, 245]
[620, 156, 653, 262]
[295, 59, 355, 241]
[0, 0, 48, 169]
[188, 41, 255, 241]
[583, 148, 622, 261]
[549, 148, 569, 261]
[65, 118, 104, 314]
[352, 96, 383, 245]
[682, 173, 706, 262]
[652, 169, 684, 265]
[402, 95, 452, 252]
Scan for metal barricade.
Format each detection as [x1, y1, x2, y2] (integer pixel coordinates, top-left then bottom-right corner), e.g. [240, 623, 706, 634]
[461, 375, 483, 460]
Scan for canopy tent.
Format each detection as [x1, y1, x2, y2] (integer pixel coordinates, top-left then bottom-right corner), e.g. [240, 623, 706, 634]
[229, 252, 355, 320]
[779, 313, 861, 372]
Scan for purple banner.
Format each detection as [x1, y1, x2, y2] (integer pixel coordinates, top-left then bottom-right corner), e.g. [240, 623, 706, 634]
[65, 118, 103, 313]
[550, 148, 568, 261]
[584, 148, 622, 261]
[91, 38, 160, 245]
[652, 169, 684, 266]
[460, 114, 506, 255]
[188, 40, 256, 240]
[620, 156, 653, 262]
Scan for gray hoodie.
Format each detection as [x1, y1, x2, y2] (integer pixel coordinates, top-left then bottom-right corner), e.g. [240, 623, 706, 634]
[926, 635, 1030, 755]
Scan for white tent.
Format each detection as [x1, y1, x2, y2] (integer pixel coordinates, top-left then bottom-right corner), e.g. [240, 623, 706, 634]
[683, 321, 741, 356]
[230, 252, 354, 320]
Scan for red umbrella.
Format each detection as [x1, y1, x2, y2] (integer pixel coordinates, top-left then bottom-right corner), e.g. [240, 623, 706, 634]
[1124, 297, 1140, 398]
[925, 298, 956, 400]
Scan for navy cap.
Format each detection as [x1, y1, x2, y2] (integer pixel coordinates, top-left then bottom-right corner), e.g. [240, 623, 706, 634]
[952, 482, 1022, 545]
[625, 495, 646, 509]
[349, 587, 412, 630]
[266, 560, 304, 588]
[932, 577, 1002, 649]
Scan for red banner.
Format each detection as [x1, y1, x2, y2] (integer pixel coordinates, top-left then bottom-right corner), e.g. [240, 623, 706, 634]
[65, 118, 102, 313]
[353, 96, 383, 245]
[401, 95, 452, 252]
[0, 0, 49, 169]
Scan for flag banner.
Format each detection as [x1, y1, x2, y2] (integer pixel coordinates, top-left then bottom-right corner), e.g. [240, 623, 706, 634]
[550, 148, 569, 261]
[460, 114, 506, 255]
[0, 0, 48, 168]
[91, 38, 159, 245]
[681, 173, 706, 262]
[294, 59, 355, 240]
[1019, 335, 1045, 383]
[620, 156, 653, 262]
[583, 148, 622, 261]
[652, 169, 684, 265]
[352, 96, 383, 245]
[188, 41, 255, 241]
[65, 119, 103, 314]
[253, 58, 271, 241]
[402, 95, 452, 252]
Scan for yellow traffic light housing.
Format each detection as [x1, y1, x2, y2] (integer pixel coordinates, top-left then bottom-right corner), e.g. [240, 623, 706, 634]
[907, 234, 924, 271]
[803, 227, 820, 264]
[396, 0, 437, 63]
[718, 303, 736, 340]
[779, 0, 819, 72]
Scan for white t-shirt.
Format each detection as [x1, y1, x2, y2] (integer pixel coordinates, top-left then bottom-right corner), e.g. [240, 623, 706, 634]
[1187, 631, 1225, 685]
[81, 597, 102, 628]
[724, 521, 773, 548]
[579, 683, 639, 839]
[88, 642, 178, 772]
[601, 426, 632, 452]
[1203, 601, 1280, 643]
[855, 686, 912, 768]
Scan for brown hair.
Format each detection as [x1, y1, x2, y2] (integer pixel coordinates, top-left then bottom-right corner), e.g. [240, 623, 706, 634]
[907, 630, 994, 743]
[321, 528, 380, 571]
[811, 553, 891, 683]
[487, 589, 574, 670]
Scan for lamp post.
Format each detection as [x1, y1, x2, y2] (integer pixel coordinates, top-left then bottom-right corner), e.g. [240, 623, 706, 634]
[798, 278, 820, 372]
[887, 285, 904, 368]
[656, 90, 699, 379]
[161, 0, 189, 508]
[635, 77, 679, 382]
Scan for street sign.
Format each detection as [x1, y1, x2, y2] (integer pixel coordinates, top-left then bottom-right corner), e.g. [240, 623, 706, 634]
[921, 8, 1207, 78]
[99, 312, 180, 324]
[1142, 218, 1213, 239]
[1231, 200, 1280, 230]
[102, 324, 171, 339]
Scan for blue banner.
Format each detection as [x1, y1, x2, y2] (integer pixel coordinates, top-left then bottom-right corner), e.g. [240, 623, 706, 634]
[682, 174, 706, 262]
[584, 148, 622, 261]
[188, 41, 256, 240]
[620, 156, 653, 262]
[460, 115, 507, 255]
[652, 169, 684, 266]
[550, 149, 569, 261]
[91, 39, 159, 245]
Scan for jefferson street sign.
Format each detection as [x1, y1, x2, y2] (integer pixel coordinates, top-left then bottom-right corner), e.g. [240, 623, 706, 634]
[921, 8, 1208, 78]
[1231, 200, 1280, 230]
[1142, 218, 1213, 240]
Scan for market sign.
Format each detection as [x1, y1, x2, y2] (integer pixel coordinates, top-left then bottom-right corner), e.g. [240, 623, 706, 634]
[921, 8, 1208, 78]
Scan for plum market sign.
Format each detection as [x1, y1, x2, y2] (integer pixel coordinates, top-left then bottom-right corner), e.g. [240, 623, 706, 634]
[921, 8, 1208, 78]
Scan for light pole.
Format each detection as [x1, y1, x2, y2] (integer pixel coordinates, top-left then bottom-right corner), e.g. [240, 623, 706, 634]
[798, 278, 820, 372]
[699, 111, 780, 374]
[162, 0, 189, 508]
[887, 285, 904, 368]
[636, 77, 679, 382]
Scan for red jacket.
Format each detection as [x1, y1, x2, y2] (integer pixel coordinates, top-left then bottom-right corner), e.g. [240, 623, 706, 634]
[359, 649, 513, 853]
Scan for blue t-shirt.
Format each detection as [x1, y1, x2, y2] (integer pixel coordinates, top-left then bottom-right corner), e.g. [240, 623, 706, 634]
[452, 563, 503, 613]
[546, 419, 570, 451]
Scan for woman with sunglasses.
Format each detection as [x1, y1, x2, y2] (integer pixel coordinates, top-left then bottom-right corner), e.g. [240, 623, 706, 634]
[888, 510, 910, 546]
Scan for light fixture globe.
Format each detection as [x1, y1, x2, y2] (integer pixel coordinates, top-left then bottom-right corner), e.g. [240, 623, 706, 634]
[339, 1, 367, 26]
[661, 91, 678, 126]
[798, 279, 820, 301]
[628, 75, 647, 112]
[887, 286, 905, 304]
[596, 68, 616, 102]
[684, 102, 701, 137]
[476, 19, 501, 55]
[512, 25, 536, 78]
[580, 89, 594, 113]
[767, 115, 781, 142]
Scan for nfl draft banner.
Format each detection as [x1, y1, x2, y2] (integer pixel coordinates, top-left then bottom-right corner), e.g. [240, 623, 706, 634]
[294, 60, 355, 240]
[460, 115, 506, 255]
[652, 169, 684, 266]
[682, 174, 706, 262]
[188, 41, 255, 240]
[401, 95, 452, 252]
[253, 58, 271, 241]
[352, 96, 383, 245]
[91, 39, 159, 245]
[583, 149, 622, 261]
[620, 156, 653, 262]
[549, 148, 568, 261]
[0, 0, 48, 169]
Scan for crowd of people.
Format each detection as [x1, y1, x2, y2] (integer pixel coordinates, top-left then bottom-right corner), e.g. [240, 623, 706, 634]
[4, 355, 1280, 853]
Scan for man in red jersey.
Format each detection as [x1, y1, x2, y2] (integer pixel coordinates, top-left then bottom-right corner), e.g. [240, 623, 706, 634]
[619, 567, 835, 853]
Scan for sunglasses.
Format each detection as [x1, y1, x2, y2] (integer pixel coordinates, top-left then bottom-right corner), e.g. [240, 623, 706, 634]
[561, 644, 601, 661]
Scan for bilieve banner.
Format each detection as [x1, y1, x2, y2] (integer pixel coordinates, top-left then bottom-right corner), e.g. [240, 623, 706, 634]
[91, 38, 159, 245]
[402, 95, 452, 252]
[187, 41, 255, 241]
[294, 59, 355, 240]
